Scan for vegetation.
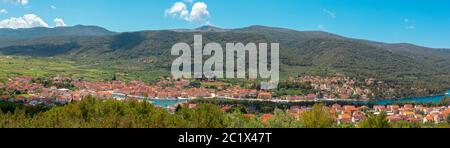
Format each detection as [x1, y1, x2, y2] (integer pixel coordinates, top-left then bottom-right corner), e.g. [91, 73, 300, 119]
[0, 101, 51, 116]
[192, 98, 450, 114]
[0, 56, 110, 82]
[0, 25, 449, 96]
[447, 114, 450, 124]
[358, 112, 391, 128]
[390, 121, 422, 128]
[272, 81, 315, 97]
[1, 98, 449, 128]
[33, 77, 76, 90]
[0, 25, 449, 128]
[300, 104, 335, 128]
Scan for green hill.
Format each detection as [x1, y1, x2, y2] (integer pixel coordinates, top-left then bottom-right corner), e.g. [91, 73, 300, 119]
[0, 25, 448, 90]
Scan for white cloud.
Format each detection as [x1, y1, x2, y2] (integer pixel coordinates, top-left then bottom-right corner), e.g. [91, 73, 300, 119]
[50, 5, 57, 9]
[54, 18, 66, 27]
[0, 14, 49, 29]
[0, 9, 7, 14]
[165, 2, 187, 16]
[323, 9, 336, 19]
[189, 2, 209, 22]
[165, 2, 210, 22]
[1, 0, 28, 5]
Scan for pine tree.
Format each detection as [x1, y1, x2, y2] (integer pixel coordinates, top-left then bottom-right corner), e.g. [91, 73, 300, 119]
[112, 73, 117, 81]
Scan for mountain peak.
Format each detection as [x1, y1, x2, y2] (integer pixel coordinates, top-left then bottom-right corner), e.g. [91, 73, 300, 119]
[195, 25, 228, 32]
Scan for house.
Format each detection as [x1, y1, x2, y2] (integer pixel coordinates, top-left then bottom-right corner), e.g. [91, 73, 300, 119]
[57, 88, 70, 92]
[402, 111, 415, 117]
[338, 113, 352, 124]
[343, 105, 358, 112]
[55, 95, 70, 104]
[387, 105, 400, 114]
[359, 106, 369, 110]
[373, 105, 386, 112]
[283, 95, 303, 100]
[168, 106, 177, 113]
[404, 104, 414, 110]
[332, 104, 342, 112]
[341, 94, 350, 99]
[434, 114, 444, 124]
[407, 117, 419, 123]
[387, 115, 402, 122]
[332, 103, 342, 108]
[424, 115, 435, 123]
[306, 94, 316, 100]
[112, 92, 127, 100]
[258, 92, 272, 100]
[352, 111, 366, 123]
[442, 108, 450, 118]
[260, 114, 273, 123]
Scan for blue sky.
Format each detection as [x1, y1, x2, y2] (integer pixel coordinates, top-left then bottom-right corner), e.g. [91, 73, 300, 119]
[0, 0, 449, 48]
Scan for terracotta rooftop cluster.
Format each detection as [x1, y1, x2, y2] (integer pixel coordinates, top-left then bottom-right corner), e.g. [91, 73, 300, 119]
[294, 76, 375, 100]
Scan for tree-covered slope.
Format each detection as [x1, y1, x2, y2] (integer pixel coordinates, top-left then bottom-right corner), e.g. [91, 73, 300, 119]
[0, 25, 448, 89]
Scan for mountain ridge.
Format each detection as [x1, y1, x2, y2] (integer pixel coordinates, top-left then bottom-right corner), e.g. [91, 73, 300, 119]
[0, 25, 448, 91]
[0, 25, 117, 40]
[2, 24, 444, 49]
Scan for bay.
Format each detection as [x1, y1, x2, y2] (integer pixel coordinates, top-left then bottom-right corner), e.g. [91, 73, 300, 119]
[148, 90, 450, 107]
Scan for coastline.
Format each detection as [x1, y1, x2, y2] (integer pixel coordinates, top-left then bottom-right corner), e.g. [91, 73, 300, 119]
[132, 90, 450, 108]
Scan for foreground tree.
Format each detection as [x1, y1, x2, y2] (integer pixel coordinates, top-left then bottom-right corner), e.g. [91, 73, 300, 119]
[175, 104, 226, 128]
[300, 104, 336, 128]
[391, 121, 421, 128]
[358, 112, 391, 128]
[447, 115, 450, 124]
[267, 108, 302, 128]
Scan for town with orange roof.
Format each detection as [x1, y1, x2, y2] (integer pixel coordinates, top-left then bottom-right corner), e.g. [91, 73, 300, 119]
[1, 76, 449, 125]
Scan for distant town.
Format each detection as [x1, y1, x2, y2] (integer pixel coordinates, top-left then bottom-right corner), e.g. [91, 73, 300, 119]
[1, 76, 449, 125]
[0, 76, 409, 105]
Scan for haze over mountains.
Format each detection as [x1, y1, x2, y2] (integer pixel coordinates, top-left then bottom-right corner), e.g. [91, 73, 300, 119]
[0, 25, 449, 88]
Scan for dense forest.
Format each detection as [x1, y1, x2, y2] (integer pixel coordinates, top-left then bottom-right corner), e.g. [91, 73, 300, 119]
[1, 96, 449, 128]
